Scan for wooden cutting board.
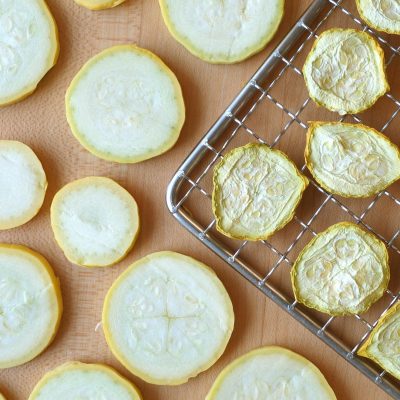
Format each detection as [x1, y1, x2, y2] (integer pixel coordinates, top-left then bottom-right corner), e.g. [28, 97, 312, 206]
[0, 1, 392, 399]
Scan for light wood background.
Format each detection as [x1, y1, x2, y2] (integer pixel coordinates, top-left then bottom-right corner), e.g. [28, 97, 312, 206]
[0, 0, 396, 399]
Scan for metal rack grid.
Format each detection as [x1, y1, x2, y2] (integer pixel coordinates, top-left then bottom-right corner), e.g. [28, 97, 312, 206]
[166, 0, 400, 398]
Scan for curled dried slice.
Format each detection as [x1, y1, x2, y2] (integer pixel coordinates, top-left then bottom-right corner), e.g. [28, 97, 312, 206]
[303, 29, 389, 115]
[0, 141, 47, 230]
[29, 362, 142, 400]
[291, 222, 389, 316]
[206, 346, 336, 400]
[305, 122, 400, 198]
[159, 0, 284, 64]
[51, 177, 140, 268]
[66, 45, 185, 163]
[0, 0, 59, 106]
[358, 302, 400, 379]
[102, 251, 234, 385]
[74, 0, 126, 10]
[212, 143, 308, 241]
[0, 244, 62, 368]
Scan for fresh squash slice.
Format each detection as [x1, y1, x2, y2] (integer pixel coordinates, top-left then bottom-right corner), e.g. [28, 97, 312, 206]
[0, 141, 47, 230]
[74, 0, 126, 10]
[66, 45, 185, 163]
[206, 346, 337, 400]
[103, 251, 234, 385]
[51, 177, 140, 268]
[29, 362, 142, 399]
[0, 244, 62, 369]
[0, 0, 59, 106]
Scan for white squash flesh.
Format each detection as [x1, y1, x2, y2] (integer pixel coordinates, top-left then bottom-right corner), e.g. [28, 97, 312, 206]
[357, 0, 400, 34]
[74, 0, 126, 10]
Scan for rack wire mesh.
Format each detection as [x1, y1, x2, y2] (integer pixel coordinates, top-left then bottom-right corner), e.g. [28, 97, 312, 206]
[166, 0, 400, 398]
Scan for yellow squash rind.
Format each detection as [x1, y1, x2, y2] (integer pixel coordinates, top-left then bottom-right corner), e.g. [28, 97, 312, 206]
[74, 0, 126, 10]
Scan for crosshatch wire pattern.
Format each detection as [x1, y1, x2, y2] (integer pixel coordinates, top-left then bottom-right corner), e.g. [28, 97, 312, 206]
[166, 0, 400, 398]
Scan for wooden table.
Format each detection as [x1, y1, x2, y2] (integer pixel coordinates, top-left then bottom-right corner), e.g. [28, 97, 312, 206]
[0, 1, 392, 399]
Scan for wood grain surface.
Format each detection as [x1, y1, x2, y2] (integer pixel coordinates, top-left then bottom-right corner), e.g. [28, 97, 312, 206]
[0, 1, 395, 399]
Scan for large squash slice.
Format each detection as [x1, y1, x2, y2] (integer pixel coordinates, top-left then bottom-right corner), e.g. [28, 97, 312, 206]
[74, 0, 126, 10]
[357, 0, 400, 34]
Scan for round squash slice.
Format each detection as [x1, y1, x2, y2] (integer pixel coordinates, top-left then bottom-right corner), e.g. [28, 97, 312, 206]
[0, 244, 62, 369]
[29, 362, 142, 400]
[159, 0, 284, 64]
[0, 141, 47, 230]
[358, 302, 400, 379]
[103, 251, 234, 385]
[357, 0, 400, 34]
[291, 222, 389, 316]
[303, 29, 389, 115]
[66, 45, 185, 163]
[206, 346, 336, 400]
[74, 0, 126, 10]
[305, 122, 400, 198]
[0, 0, 59, 106]
[51, 177, 140, 268]
[212, 143, 308, 241]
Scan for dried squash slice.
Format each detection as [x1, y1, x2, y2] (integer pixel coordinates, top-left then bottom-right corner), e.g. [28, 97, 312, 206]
[0, 141, 47, 230]
[66, 45, 185, 163]
[291, 222, 389, 316]
[0, 0, 59, 106]
[305, 122, 400, 198]
[74, 0, 126, 10]
[212, 143, 308, 241]
[206, 346, 336, 400]
[159, 0, 284, 64]
[51, 177, 140, 268]
[29, 362, 142, 400]
[103, 251, 234, 385]
[0, 244, 62, 369]
[0, 393, 4, 400]
[303, 29, 389, 115]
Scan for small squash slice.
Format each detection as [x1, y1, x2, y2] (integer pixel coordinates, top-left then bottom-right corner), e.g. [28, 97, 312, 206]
[29, 362, 142, 400]
[0, 0, 59, 106]
[303, 29, 389, 115]
[74, 0, 126, 10]
[358, 302, 400, 379]
[66, 45, 185, 163]
[206, 346, 337, 400]
[356, 0, 400, 34]
[159, 0, 284, 64]
[212, 143, 308, 241]
[305, 122, 400, 198]
[0, 141, 47, 230]
[291, 222, 389, 316]
[0, 244, 62, 369]
[103, 251, 234, 385]
[51, 177, 140, 268]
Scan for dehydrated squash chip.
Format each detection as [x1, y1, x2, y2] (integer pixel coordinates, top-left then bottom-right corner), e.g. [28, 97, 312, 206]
[102, 251, 234, 385]
[305, 122, 400, 198]
[0, 244, 62, 369]
[291, 222, 389, 316]
[74, 0, 126, 10]
[212, 143, 308, 241]
[66, 45, 185, 163]
[29, 362, 142, 400]
[303, 29, 389, 115]
[206, 346, 337, 400]
[51, 177, 140, 268]
[159, 0, 284, 64]
[0, 140, 47, 230]
[357, 0, 400, 34]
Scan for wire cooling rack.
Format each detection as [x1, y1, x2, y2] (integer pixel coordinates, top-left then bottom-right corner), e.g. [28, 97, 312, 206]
[166, 0, 400, 398]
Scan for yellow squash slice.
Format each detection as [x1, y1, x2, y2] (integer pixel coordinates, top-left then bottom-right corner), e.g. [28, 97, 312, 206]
[358, 302, 400, 379]
[212, 143, 308, 241]
[0, 141, 47, 230]
[357, 0, 400, 34]
[305, 122, 400, 198]
[291, 222, 389, 316]
[0, 393, 4, 400]
[66, 45, 185, 163]
[74, 0, 126, 10]
[206, 346, 337, 400]
[0, 0, 59, 106]
[303, 29, 389, 115]
[159, 0, 284, 64]
[29, 362, 142, 400]
[0, 244, 62, 369]
[103, 251, 234, 385]
[51, 177, 140, 268]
